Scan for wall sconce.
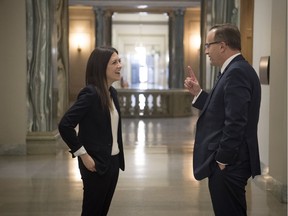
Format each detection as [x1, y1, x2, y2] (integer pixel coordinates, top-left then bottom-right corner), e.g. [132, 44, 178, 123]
[71, 32, 90, 53]
[190, 34, 201, 50]
[77, 45, 82, 52]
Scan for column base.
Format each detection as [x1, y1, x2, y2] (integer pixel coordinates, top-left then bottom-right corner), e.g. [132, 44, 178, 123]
[26, 130, 61, 155]
[253, 163, 287, 203]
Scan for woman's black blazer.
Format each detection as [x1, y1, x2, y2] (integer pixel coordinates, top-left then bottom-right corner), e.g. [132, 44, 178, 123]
[58, 84, 125, 175]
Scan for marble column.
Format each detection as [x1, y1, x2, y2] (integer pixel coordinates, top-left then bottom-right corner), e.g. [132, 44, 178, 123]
[168, 8, 185, 89]
[26, 0, 53, 132]
[93, 7, 113, 46]
[26, 0, 69, 154]
[56, 0, 69, 121]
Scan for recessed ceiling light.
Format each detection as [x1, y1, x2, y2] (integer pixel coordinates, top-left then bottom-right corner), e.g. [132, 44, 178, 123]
[137, 5, 148, 9]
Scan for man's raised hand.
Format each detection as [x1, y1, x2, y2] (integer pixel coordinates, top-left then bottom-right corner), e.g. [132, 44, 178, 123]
[184, 66, 201, 96]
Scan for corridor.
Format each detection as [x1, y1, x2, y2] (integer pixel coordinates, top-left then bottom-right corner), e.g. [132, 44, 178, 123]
[0, 115, 286, 215]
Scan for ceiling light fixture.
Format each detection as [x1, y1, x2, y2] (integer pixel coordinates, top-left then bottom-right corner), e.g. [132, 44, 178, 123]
[137, 5, 148, 9]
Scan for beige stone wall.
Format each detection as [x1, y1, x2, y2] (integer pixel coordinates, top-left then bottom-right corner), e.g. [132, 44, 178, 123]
[68, 6, 95, 101]
[0, 0, 27, 154]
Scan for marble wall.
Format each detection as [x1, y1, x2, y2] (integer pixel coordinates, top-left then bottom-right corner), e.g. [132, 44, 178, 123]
[25, 0, 69, 154]
[26, 0, 69, 132]
[55, 0, 69, 124]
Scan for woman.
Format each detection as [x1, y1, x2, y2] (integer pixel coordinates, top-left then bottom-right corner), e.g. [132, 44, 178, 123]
[58, 46, 125, 216]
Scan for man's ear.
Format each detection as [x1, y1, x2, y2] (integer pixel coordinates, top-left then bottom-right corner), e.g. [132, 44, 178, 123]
[220, 41, 228, 52]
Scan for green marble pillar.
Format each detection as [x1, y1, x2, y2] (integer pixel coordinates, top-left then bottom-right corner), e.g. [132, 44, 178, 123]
[26, 0, 69, 154]
[93, 7, 112, 47]
[168, 8, 185, 89]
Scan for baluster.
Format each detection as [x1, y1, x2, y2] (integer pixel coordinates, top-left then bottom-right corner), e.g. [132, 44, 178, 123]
[134, 92, 140, 116]
[143, 93, 149, 115]
[130, 93, 135, 116]
[152, 94, 157, 115]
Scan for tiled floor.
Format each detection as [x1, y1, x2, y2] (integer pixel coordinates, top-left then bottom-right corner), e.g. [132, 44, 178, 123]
[0, 116, 287, 215]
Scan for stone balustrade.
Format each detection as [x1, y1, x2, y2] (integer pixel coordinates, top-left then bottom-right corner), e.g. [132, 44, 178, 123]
[117, 89, 193, 118]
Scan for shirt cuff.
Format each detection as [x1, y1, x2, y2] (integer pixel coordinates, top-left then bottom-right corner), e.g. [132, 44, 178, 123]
[216, 161, 228, 165]
[73, 146, 87, 157]
[192, 89, 203, 104]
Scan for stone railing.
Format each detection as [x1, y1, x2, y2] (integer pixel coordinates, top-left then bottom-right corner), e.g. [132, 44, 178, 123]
[117, 89, 193, 118]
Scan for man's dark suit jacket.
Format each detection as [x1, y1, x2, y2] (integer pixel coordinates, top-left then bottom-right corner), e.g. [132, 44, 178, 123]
[193, 55, 261, 180]
[58, 84, 125, 175]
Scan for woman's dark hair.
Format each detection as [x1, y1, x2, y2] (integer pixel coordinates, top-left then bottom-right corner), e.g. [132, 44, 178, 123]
[85, 46, 118, 110]
[210, 24, 241, 51]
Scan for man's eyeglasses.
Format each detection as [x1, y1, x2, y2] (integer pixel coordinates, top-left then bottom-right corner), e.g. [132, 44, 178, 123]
[204, 41, 222, 49]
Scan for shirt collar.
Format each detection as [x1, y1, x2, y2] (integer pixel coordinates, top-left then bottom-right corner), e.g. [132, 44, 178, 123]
[220, 53, 241, 73]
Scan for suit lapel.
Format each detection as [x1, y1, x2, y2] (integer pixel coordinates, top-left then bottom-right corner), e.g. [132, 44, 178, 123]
[109, 87, 121, 115]
[199, 73, 223, 116]
[199, 55, 246, 117]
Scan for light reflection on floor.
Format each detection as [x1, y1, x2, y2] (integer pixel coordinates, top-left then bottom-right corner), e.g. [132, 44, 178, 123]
[0, 115, 286, 216]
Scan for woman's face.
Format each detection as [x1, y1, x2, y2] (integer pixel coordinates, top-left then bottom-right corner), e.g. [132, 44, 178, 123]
[106, 52, 122, 86]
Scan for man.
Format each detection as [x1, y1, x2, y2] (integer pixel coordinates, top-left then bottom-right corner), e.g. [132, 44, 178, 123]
[184, 24, 261, 216]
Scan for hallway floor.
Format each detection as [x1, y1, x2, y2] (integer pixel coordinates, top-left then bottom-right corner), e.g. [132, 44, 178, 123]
[0, 116, 287, 216]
